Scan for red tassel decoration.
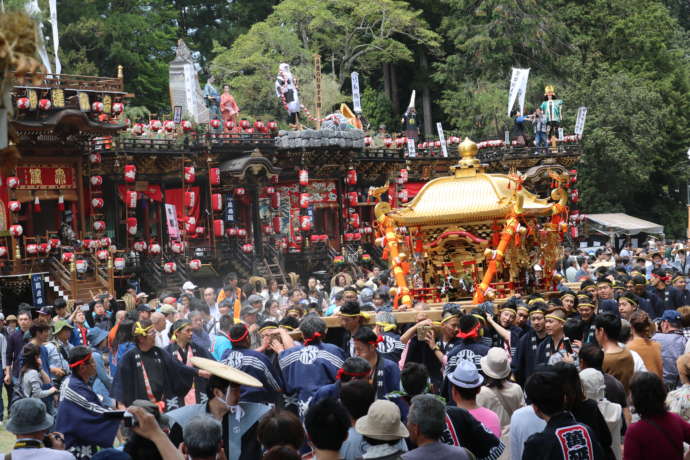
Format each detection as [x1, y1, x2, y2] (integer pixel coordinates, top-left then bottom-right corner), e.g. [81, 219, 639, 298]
[58, 194, 65, 211]
[34, 196, 41, 212]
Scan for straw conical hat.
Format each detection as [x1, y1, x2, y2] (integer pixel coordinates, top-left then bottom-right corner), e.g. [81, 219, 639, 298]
[190, 357, 263, 388]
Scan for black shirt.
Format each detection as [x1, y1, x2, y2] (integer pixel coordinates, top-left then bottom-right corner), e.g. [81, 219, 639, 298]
[140, 348, 166, 401]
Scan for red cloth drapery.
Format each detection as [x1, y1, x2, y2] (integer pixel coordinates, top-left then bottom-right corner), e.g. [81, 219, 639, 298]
[164, 187, 200, 224]
[117, 184, 163, 203]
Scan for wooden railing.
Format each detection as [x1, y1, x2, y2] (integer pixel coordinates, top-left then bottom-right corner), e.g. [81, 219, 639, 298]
[11, 72, 124, 92]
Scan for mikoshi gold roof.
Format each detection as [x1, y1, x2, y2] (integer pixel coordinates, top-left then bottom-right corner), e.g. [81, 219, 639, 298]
[387, 138, 553, 226]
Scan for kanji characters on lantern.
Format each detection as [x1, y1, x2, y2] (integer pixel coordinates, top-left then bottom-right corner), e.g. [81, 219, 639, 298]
[210, 168, 221, 185]
[8, 201, 20, 212]
[184, 191, 196, 208]
[93, 220, 106, 232]
[211, 193, 223, 211]
[189, 259, 202, 270]
[149, 243, 161, 255]
[125, 191, 137, 209]
[346, 167, 358, 185]
[124, 165, 136, 183]
[163, 262, 177, 273]
[299, 169, 309, 186]
[299, 193, 310, 209]
[213, 219, 224, 237]
[114, 258, 126, 270]
[9, 225, 23, 236]
[184, 167, 196, 184]
[126, 217, 137, 235]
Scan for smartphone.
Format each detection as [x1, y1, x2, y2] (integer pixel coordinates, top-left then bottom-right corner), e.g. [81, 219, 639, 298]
[563, 337, 573, 354]
[123, 411, 138, 427]
[80, 304, 90, 311]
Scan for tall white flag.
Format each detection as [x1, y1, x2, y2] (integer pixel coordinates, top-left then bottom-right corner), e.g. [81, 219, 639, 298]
[48, 0, 61, 74]
[507, 68, 530, 116]
[25, 0, 52, 74]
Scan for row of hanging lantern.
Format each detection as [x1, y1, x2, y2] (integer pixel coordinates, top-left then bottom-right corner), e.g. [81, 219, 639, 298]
[15, 93, 124, 115]
[208, 118, 280, 135]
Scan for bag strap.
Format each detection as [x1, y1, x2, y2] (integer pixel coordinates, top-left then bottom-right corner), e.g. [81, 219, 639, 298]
[642, 418, 684, 456]
[5, 452, 11, 460]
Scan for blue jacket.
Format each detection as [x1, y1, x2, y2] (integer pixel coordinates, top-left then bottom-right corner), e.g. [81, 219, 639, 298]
[372, 353, 400, 398]
[279, 342, 344, 417]
[221, 346, 283, 404]
[652, 331, 687, 386]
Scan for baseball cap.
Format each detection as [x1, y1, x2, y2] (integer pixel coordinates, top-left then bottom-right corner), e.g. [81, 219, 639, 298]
[182, 281, 197, 291]
[661, 310, 682, 323]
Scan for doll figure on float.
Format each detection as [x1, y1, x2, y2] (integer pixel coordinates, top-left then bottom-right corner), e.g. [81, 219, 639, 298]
[539, 85, 563, 152]
[275, 63, 302, 129]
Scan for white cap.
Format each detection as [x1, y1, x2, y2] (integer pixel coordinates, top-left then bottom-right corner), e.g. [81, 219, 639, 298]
[136, 292, 149, 299]
[182, 281, 197, 291]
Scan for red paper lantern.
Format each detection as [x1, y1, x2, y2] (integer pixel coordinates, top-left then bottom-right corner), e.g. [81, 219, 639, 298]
[184, 166, 196, 184]
[132, 123, 144, 135]
[123, 164, 136, 183]
[211, 193, 223, 211]
[263, 224, 273, 235]
[62, 252, 74, 263]
[112, 102, 124, 114]
[49, 238, 60, 249]
[398, 189, 409, 202]
[396, 136, 407, 148]
[6, 176, 19, 189]
[240, 119, 251, 130]
[126, 217, 137, 235]
[16, 97, 30, 109]
[149, 120, 162, 132]
[96, 249, 109, 261]
[237, 228, 247, 237]
[299, 193, 310, 209]
[185, 217, 196, 234]
[164, 262, 177, 273]
[184, 191, 196, 208]
[181, 120, 193, 132]
[88, 239, 99, 250]
[227, 227, 238, 237]
[9, 224, 23, 236]
[349, 213, 360, 228]
[434, 140, 441, 148]
[26, 244, 38, 255]
[114, 257, 126, 270]
[352, 232, 362, 241]
[39, 243, 50, 254]
[346, 167, 357, 185]
[75, 259, 88, 274]
[299, 169, 309, 186]
[133, 241, 147, 252]
[234, 187, 245, 196]
[363, 226, 373, 234]
[38, 98, 51, 110]
[88, 197, 103, 210]
[57, 194, 64, 211]
[33, 195, 41, 212]
[270, 192, 280, 209]
[267, 121, 278, 132]
[91, 101, 104, 113]
[265, 186, 275, 194]
[210, 119, 221, 129]
[170, 241, 184, 254]
[344, 233, 353, 242]
[210, 167, 221, 185]
[195, 226, 205, 236]
[0, 246, 8, 257]
[100, 237, 112, 248]
[8, 200, 20, 212]
[400, 168, 408, 183]
[224, 120, 235, 131]
[189, 259, 202, 271]
[272, 216, 281, 233]
[163, 120, 175, 132]
[570, 189, 579, 203]
[348, 192, 358, 207]
[383, 137, 393, 148]
[241, 243, 253, 253]
[125, 191, 137, 209]
[254, 120, 265, 131]
[93, 220, 106, 232]
[300, 215, 312, 232]
[364, 136, 372, 146]
[213, 219, 224, 237]
[148, 243, 161, 255]
[89, 153, 102, 164]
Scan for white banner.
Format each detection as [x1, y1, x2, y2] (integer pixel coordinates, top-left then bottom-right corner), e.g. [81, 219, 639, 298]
[436, 122, 448, 157]
[25, 0, 52, 74]
[183, 64, 198, 122]
[48, 0, 61, 74]
[165, 204, 180, 239]
[574, 106, 588, 136]
[406, 138, 416, 158]
[351, 72, 361, 113]
[507, 68, 530, 116]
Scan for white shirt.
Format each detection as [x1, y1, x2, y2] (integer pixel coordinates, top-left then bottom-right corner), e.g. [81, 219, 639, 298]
[155, 329, 170, 349]
[11, 447, 75, 460]
[509, 405, 546, 460]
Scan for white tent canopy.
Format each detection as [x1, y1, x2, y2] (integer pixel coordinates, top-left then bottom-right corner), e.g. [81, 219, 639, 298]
[585, 213, 664, 236]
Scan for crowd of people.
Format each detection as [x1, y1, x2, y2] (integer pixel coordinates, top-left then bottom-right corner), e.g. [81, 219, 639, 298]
[5, 239, 690, 459]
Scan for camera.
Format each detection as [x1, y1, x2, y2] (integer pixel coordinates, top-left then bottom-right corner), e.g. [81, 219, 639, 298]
[123, 411, 138, 427]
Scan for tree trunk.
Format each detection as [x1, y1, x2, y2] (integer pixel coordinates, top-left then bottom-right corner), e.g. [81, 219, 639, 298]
[419, 53, 433, 138]
[391, 63, 400, 119]
[383, 63, 391, 101]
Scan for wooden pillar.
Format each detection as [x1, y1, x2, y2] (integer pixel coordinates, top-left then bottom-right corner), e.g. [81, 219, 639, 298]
[76, 158, 86, 237]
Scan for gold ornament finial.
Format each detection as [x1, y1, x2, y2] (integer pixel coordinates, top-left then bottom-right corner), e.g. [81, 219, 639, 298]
[544, 85, 555, 95]
[451, 137, 481, 175]
[117, 65, 124, 79]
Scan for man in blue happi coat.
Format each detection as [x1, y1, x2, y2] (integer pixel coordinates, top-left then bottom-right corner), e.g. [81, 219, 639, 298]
[279, 315, 344, 417]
